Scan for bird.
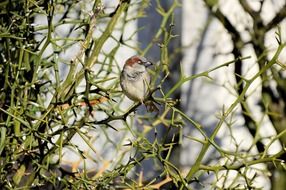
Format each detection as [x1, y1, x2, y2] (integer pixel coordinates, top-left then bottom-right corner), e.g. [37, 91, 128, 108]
[120, 55, 158, 112]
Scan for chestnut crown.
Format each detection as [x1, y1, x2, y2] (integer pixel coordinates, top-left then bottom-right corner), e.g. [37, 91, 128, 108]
[124, 55, 152, 68]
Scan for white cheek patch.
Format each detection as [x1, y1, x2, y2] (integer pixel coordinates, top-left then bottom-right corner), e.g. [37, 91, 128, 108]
[126, 71, 144, 80]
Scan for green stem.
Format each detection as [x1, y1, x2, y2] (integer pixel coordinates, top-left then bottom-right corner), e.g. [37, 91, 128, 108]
[183, 43, 285, 186]
[58, 1, 130, 101]
[142, 0, 180, 56]
[165, 56, 251, 98]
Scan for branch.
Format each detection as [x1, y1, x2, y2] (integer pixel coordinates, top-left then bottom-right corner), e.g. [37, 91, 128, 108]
[204, 0, 266, 153]
[266, 3, 286, 31]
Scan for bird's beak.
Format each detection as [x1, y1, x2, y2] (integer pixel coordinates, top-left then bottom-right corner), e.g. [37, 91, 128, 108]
[144, 61, 153, 67]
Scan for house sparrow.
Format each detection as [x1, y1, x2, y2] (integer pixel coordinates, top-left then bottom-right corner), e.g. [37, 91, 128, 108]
[120, 55, 158, 112]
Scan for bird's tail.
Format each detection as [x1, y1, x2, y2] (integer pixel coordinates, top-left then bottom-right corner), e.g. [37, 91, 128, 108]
[144, 98, 159, 112]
